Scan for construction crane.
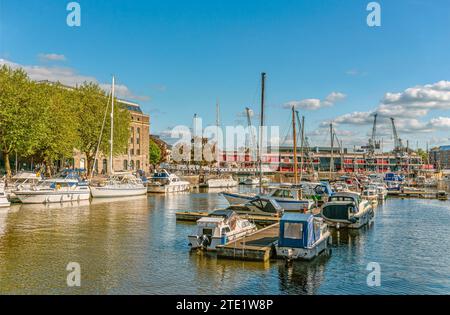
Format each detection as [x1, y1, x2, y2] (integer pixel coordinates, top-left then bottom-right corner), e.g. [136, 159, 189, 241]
[390, 117, 404, 154]
[362, 113, 380, 156]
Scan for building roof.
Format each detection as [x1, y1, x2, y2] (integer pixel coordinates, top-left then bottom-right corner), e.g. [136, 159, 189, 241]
[117, 99, 143, 113]
[439, 145, 450, 151]
[280, 212, 313, 222]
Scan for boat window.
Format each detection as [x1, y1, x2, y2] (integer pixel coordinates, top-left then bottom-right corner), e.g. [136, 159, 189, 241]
[283, 222, 303, 240]
[202, 228, 213, 236]
[222, 227, 231, 234]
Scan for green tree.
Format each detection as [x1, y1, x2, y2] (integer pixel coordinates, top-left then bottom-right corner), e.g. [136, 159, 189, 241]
[149, 137, 162, 168]
[416, 148, 428, 163]
[0, 65, 46, 176]
[74, 82, 130, 176]
[32, 82, 80, 175]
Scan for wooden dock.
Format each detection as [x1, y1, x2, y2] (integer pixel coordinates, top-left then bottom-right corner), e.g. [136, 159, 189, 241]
[387, 191, 442, 199]
[216, 223, 279, 262]
[175, 211, 280, 226]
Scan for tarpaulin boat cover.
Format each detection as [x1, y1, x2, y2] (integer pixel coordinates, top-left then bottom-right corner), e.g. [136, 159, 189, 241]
[278, 213, 320, 249]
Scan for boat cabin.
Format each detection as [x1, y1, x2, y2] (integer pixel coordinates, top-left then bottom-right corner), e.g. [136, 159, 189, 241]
[278, 213, 322, 249]
[227, 197, 283, 216]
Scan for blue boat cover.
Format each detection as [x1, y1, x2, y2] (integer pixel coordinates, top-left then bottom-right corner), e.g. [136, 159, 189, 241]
[278, 213, 320, 248]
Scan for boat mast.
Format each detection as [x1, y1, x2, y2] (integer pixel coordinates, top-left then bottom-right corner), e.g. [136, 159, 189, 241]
[329, 122, 334, 179]
[110, 76, 115, 175]
[292, 106, 298, 185]
[300, 114, 305, 182]
[258, 72, 266, 194]
[216, 99, 220, 169]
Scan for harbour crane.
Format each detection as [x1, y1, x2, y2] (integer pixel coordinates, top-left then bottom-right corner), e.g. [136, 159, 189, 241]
[362, 113, 380, 156]
[390, 117, 404, 154]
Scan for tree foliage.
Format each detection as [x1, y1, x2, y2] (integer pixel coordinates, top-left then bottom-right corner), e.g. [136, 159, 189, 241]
[0, 65, 130, 176]
[149, 137, 162, 167]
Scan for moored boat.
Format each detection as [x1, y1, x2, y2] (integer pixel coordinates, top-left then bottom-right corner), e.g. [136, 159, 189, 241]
[13, 178, 90, 204]
[321, 192, 374, 229]
[188, 209, 257, 250]
[276, 213, 331, 261]
[203, 176, 238, 188]
[90, 172, 147, 198]
[0, 181, 11, 208]
[147, 169, 190, 193]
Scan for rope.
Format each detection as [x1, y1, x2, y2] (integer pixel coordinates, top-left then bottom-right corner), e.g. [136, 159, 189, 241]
[90, 92, 111, 179]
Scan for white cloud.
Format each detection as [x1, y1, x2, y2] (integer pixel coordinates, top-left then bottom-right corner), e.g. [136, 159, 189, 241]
[38, 53, 66, 62]
[284, 91, 346, 110]
[0, 58, 149, 101]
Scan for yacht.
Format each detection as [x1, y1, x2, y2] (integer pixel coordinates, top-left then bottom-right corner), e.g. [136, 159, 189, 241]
[188, 209, 257, 250]
[362, 187, 379, 204]
[13, 178, 90, 204]
[4, 172, 41, 202]
[147, 169, 190, 193]
[224, 196, 284, 217]
[203, 176, 238, 188]
[0, 181, 11, 208]
[90, 172, 147, 198]
[276, 213, 331, 261]
[89, 76, 147, 199]
[321, 192, 374, 229]
[222, 182, 332, 211]
[241, 176, 269, 186]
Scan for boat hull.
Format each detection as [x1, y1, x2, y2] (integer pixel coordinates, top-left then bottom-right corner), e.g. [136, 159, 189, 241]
[147, 183, 190, 193]
[276, 232, 331, 260]
[90, 187, 147, 198]
[14, 191, 90, 204]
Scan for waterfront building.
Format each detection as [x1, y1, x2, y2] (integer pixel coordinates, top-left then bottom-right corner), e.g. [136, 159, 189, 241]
[430, 145, 450, 170]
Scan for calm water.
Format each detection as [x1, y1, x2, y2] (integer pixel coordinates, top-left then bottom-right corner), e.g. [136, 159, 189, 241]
[0, 188, 449, 294]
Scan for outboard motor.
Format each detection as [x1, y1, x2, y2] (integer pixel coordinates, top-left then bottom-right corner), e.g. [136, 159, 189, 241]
[200, 234, 211, 249]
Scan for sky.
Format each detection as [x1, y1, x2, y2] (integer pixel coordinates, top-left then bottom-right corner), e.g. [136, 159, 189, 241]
[1, 0, 450, 150]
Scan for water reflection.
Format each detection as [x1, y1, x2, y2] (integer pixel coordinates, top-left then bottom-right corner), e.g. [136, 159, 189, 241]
[0, 190, 448, 294]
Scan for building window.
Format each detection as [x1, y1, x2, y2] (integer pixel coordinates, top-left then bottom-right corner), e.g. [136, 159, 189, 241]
[123, 160, 128, 170]
[102, 159, 107, 174]
[130, 149, 134, 155]
[137, 149, 140, 155]
[130, 160, 135, 170]
[130, 137, 134, 144]
[136, 138, 140, 144]
[136, 160, 140, 170]
[137, 127, 140, 134]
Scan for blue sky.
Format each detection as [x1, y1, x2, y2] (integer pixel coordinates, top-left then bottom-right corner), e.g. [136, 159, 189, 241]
[1, 0, 450, 149]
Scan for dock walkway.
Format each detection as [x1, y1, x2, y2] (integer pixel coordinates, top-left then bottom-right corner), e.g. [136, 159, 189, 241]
[216, 223, 279, 262]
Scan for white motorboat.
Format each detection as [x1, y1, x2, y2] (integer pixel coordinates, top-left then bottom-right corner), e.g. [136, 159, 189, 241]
[0, 180, 11, 208]
[90, 173, 147, 198]
[241, 176, 269, 186]
[147, 169, 190, 193]
[13, 178, 90, 204]
[362, 188, 379, 205]
[276, 213, 331, 261]
[225, 196, 284, 217]
[204, 176, 238, 188]
[188, 209, 257, 250]
[221, 182, 332, 212]
[321, 192, 374, 229]
[4, 172, 41, 202]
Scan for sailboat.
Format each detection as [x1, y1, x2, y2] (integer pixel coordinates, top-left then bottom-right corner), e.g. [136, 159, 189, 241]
[90, 76, 147, 198]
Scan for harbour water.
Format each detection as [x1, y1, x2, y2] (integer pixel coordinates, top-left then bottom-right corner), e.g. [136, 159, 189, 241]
[0, 188, 449, 294]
